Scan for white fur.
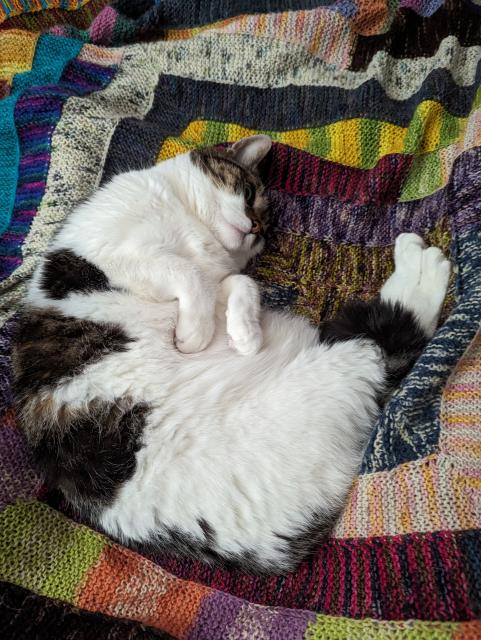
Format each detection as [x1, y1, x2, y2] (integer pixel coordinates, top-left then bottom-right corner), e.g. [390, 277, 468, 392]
[381, 232, 451, 336]
[25, 137, 450, 571]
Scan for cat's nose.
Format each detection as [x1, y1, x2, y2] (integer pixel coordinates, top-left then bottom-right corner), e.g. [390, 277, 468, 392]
[251, 220, 261, 235]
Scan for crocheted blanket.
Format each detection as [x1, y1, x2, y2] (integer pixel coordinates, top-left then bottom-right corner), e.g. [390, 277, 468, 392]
[1, 1, 480, 638]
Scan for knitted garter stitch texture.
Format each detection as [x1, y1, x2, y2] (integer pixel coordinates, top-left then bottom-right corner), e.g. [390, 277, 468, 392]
[0, 1, 480, 638]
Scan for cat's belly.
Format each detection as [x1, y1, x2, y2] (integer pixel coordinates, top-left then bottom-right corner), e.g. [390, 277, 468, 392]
[88, 309, 383, 572]
[22, 291, 383, 572]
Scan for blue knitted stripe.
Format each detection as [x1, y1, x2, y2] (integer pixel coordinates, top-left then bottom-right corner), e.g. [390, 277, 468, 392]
[0, 34, 82, 234]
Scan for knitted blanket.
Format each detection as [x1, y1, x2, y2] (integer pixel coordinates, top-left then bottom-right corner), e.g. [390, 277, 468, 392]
[1, 1, 481, 638]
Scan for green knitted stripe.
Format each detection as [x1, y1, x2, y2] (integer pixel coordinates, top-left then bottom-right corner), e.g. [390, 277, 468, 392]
[0, 501, 106, 602]
[400, 150, 443, 201]
[360, 119, 383, 168]
[305, 614, 460, 639]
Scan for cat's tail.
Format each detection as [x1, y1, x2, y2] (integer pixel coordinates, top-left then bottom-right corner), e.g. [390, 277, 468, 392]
[319, 233, 451, 397]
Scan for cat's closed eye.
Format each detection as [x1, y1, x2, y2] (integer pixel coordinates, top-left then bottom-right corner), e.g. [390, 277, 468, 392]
[244, 183, 255, 207]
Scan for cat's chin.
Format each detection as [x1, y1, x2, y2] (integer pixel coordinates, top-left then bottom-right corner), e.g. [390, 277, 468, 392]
[242, 233, 262, 252]
[232, 234, 264, 267]
[210, 214, 262, 256]
[216, 222, 248, 251]
[213, 210, 253, 250]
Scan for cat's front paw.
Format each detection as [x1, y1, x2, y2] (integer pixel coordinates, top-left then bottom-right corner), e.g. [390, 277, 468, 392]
[226, 311, 263, 356]
[175, 316, 215, 354]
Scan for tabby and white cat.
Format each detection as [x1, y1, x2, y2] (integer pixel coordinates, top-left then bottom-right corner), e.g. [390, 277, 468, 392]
[13, 135, 450, 573]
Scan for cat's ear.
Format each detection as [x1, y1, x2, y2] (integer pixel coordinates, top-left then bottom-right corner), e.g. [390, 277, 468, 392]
[229, 135, 272, 169]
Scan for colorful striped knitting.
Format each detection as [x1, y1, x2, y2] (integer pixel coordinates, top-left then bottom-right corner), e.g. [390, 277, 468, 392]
[1, 1, 481, 638]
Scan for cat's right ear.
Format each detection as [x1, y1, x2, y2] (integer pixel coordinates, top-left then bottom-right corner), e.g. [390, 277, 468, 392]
[229, 135, 272, 170]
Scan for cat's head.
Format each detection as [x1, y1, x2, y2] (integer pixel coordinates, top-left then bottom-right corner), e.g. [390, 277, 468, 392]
[189, 135, 272, 257]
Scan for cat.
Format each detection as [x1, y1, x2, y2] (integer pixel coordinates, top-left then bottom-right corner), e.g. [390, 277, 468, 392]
[12, 135, 451, 574]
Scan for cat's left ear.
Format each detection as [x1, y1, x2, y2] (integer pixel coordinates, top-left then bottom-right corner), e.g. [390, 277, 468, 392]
[229, 135, 272, 170]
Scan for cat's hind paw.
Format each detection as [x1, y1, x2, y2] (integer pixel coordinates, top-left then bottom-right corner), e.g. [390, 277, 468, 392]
[381, 233, 451, 337]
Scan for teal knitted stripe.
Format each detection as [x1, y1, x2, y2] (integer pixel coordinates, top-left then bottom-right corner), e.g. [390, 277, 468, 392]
[0, 34, 82, 234]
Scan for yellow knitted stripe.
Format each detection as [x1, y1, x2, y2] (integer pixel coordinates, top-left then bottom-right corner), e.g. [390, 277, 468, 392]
[0, 0, 92, 24]
[158, 118, 403, 166]
[157, 97, 481, 201]
[0, 29, 39, 84]
[157, 95, 479, 170]
[163, 15, 238, 40]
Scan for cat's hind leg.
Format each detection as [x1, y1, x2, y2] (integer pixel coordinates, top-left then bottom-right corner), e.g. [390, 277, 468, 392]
[319, 233, 450, 393]
[380, 233, 451, 337]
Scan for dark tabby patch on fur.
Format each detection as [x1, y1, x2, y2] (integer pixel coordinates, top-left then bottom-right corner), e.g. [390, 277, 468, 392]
[191, 147, 269, 234]
[272, 507, 342, 573]
[41, 249, 110, 299]
[319, 297, 428, 397]
[191, 147, 258, 193]
[144, 525, 252, 571]
[145, 508, 340, 575]
[32, 398, 149, 509]
[12, 308, 132, 396]
[13, 307, 141, 509]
